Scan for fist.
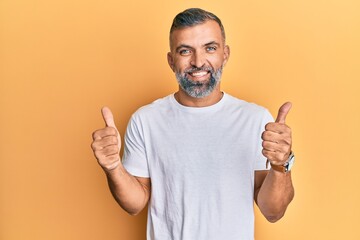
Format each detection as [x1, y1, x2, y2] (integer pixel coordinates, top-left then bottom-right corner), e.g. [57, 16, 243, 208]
[91, 107, 122, 171]
[262, 102, 292, 166]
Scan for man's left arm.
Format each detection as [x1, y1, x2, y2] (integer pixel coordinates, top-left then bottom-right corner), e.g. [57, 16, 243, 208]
[254, 102, 295, 223]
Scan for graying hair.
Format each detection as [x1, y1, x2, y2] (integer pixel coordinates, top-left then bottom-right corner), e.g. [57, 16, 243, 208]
[170, 8, 226, 42]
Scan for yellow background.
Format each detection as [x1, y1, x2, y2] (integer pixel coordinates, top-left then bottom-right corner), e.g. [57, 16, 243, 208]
[1, 0, 359, 239]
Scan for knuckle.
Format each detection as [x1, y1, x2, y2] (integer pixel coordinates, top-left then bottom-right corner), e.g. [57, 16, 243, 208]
[262, 149, 267, 156]
[262, 149, 271, 158]
[262, 131, 270, 140]
[262, 141, 270, 149]
[261, 131, 266, 140]
[91, 142, 97, 150]
[92, 131, 99, 140]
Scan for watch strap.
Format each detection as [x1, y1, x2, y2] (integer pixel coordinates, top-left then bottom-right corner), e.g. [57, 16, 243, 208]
[270, 163, 287, 172]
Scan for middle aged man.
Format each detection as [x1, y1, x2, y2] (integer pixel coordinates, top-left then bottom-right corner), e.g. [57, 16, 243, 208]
[91, 8, 295, 240]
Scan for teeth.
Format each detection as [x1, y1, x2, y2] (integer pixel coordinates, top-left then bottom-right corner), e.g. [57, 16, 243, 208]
[191, 71, 207, 77]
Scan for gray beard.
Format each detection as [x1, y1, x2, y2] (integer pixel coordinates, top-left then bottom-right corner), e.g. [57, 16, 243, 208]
[175, 66, 223, 98]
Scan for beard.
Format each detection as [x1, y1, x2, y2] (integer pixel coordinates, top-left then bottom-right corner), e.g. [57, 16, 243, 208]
[175, 66, 223, 98]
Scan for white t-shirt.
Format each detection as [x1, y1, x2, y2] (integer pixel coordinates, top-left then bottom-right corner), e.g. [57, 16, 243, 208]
[122, 93, 273, 240]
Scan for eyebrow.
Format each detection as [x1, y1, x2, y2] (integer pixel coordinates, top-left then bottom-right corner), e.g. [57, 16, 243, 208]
[175, 44, 193, 52]
[175, 41, 221, 52]
[204, 41, 220, 47]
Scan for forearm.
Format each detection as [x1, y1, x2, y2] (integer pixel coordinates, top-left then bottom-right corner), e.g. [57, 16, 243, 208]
[257, 169, 294, 222]
[104, 163, 150, 216]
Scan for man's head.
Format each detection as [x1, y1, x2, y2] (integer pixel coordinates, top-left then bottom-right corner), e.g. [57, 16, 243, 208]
[167, 8, 230, 98]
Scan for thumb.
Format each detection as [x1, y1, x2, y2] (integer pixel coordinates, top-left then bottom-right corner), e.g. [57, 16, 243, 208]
[275, 102, 292, 124]
[101, 106, 117, 128]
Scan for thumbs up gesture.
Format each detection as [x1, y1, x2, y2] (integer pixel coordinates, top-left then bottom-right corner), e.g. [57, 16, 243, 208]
[262, 102, 292, 167]
[91, 107, 122, 171]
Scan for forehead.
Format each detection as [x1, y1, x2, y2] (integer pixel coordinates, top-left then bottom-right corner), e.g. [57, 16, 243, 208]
[170, 20, 223, 50]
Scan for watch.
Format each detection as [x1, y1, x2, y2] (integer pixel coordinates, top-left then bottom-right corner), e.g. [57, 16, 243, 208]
[268, 152, 295, 173]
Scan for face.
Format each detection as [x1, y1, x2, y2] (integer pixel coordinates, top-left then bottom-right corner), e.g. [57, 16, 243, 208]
[168, 20, 230, 98]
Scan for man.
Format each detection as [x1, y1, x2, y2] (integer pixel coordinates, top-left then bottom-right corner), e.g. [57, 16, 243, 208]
[91, 8, 294, 240]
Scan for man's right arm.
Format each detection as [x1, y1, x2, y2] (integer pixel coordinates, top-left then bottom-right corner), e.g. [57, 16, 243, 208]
[91, 107, 151, 216]
[105, 165, 151, 216]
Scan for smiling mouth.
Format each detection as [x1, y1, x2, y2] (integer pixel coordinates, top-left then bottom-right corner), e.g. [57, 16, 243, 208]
[188, 71, 209, 77]
[186, 71, 211, 82]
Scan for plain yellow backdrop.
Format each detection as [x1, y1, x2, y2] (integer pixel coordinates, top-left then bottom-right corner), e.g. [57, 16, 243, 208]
[1, 0, 359, 239]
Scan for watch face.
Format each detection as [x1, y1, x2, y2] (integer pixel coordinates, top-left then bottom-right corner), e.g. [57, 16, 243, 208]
[287, 160, 294, 171]
[286, 155, 295, 172]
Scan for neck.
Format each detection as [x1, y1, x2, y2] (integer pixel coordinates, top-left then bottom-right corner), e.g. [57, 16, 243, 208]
[174, 86, 223, 107]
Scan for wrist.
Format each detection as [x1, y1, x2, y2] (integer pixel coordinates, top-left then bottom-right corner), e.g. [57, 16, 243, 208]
[103, 160, 125, 177]
[267, 152, 295, 173]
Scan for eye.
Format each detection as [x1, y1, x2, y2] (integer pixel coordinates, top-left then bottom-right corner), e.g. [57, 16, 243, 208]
[206, 46, 217, 52]
[179, 49, 191, 56]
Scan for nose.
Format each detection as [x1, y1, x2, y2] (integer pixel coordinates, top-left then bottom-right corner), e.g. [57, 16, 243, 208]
[190, 51, 206, 68]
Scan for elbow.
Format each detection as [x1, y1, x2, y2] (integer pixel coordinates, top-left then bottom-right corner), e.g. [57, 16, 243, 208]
[123, 203, 147, 216]
[128, 211, 140, 216]
[264, 211, 285, 223]
[124, 207, 143, 216]
[258, 202, 287, 223]
[115, 196, 148, 216]
[263, 191, 295, 223]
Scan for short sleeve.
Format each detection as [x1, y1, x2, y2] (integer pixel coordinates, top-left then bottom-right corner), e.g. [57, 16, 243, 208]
[122, 115, 150, 177]
[254, 109, 274, 171]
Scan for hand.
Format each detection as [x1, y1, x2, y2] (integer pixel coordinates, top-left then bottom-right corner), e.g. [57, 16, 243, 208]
[262, 102, 292, 166]
[91, 107, 122, 171]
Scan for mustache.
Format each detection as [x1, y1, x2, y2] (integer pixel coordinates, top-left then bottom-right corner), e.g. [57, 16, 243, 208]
[184, 67, 214, 74]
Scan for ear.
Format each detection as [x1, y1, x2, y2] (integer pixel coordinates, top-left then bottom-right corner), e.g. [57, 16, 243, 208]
[223, 45, 230, 66]
[167, 52, 175, 72]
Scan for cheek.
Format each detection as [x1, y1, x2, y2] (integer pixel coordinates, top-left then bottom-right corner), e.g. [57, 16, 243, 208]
[208, 55, 225, 68]
[173, 58, 191, 72]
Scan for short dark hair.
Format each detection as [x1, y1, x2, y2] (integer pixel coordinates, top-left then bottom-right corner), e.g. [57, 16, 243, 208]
[170, 8, 226, 42]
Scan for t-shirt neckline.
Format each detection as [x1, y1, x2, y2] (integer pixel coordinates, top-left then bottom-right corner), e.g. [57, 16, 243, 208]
[169, 92, 228, 113]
